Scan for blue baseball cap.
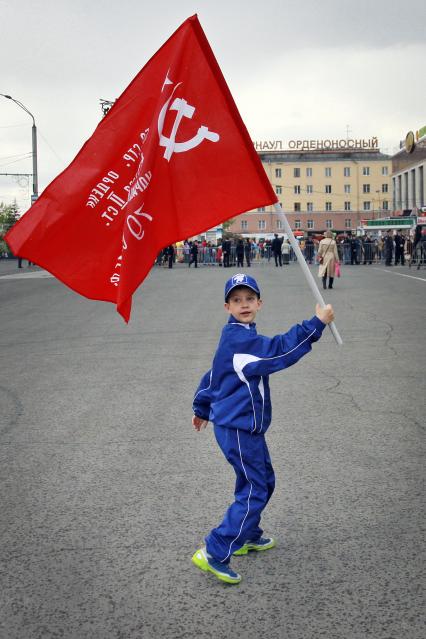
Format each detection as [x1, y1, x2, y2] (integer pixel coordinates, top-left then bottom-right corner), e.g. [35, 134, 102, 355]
[224, 273, 261, 302]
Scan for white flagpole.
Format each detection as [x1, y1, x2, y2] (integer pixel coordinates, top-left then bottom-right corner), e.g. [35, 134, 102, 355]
[273, 203, 343, 345]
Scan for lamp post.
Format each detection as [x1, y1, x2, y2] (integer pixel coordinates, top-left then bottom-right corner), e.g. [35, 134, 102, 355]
[0, 94, 38, 202]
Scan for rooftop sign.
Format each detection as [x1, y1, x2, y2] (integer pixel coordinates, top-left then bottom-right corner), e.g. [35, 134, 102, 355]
[254, 138, 379, 151]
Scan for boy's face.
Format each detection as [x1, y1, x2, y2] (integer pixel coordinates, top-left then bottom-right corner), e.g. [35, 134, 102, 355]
[224, 286, 262, 324]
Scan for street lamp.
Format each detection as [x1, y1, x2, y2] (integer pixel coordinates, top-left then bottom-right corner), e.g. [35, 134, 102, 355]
[0, 94, 38, 202]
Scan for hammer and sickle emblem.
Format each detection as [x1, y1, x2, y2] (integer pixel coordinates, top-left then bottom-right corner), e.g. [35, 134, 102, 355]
[158, 85, 220, 161]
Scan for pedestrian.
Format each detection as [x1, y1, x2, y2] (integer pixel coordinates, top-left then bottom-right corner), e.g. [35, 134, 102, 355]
[244, 238, 251, 267]
[216, 243, 223, 266]
[394, 230, 405, 265]
[317, 230, 339, 289]
[183, 240, 190, 264]
[363, 235, 373, 265]
[191, 273, 335, 584]
[384, 230, 394, 266]
[405, 235, 413, 262]
[189, 241, 198, 268]
[265, 239, 272, 262]
[350, 235, 360, 265]
[281, 238, 290, 265]
[236, 239, 244, 267]
[165, 245, 174, 269]
[271, 233, 282, 267]
[304, 236, 314, 264]
[222, 238, 231, 268]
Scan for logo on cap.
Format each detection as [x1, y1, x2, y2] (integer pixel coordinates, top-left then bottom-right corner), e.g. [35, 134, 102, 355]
[232, 274, 247, 285]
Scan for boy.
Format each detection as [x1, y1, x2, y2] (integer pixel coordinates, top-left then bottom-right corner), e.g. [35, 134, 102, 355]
[191, 273, 335, 584]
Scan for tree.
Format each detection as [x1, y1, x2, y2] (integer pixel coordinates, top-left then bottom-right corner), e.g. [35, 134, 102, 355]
[0, 200, 20, 255]
[222, 218, 234, 232]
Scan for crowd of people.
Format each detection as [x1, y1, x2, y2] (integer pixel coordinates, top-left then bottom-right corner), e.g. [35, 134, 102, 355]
[157, 226, 426, 269]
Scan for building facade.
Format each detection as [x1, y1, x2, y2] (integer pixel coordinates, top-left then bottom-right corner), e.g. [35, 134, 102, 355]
[227, 139, 392, 236]
[392, 127, 426, 215]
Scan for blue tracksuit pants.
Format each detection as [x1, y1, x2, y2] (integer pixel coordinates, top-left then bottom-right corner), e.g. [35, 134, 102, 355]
[205, 424, 275, 564]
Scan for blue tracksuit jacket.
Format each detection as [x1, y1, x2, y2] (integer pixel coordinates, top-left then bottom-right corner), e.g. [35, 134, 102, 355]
[193, 314, 326, 434]
[193, 314, 326, 563]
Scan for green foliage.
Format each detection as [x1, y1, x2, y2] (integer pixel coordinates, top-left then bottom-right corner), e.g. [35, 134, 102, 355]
[0, 200, 20, 254]
[222, 218, 234, 231]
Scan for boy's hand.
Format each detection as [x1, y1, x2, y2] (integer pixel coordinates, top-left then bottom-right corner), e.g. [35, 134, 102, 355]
[192, 415, 209, 431]
[315, 303, 335, 325]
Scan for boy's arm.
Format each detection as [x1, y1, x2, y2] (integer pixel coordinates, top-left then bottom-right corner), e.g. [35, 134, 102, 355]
[192, 369, 212, 421]
[237, 305, 334, 378]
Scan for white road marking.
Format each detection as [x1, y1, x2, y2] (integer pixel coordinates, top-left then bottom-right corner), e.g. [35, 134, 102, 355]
[376, 268, 426, 283]
[0, 271, 53, 280]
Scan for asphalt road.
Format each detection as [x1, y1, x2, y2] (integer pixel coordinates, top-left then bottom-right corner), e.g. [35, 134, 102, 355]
[0, 259, 425, 639]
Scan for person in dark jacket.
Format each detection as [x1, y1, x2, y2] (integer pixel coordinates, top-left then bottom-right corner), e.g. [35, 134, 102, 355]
[394, 230, 406, 265]
[191, 273, 335, 585]
[384, 230, 394, 266]
[189, 241, 198, 268]
[271, 233, 282, 267]
[362, 235, 373, 265]
[350, 235, 360, 265]
[244, 238, 251, 267]
[165, 245, 174, 269]
[304, 237, 314, 264]
[222, 239, 231, 268]
[236, 239, 244, 267]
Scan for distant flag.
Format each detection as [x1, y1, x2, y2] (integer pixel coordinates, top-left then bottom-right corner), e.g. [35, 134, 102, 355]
[5, 15, 277, 321]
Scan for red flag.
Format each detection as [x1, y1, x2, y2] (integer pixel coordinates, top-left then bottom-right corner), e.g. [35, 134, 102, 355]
[5, 15, 277, 321]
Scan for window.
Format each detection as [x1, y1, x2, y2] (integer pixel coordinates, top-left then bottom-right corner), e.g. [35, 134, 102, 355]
[363, 184, 370, 193]
[275, 168, 282, 178]
[344, 167, 351, 177]
[307, 219, 314, 229]
[325, 201, 332, 211]
[363, 166, 370, 176]
[363, 201, 371, 211]
[257, 207, 265, 212]
[294, 202, 301, 212]
[306, 167, 313, 177]
[382, 166, 388, 176]
[326, 219, 332, 229]
[344, 201, 351, 211]
[383, 200, 389, 210]
[306, 184, 313, 194]
[294, 168, 300, 178]
[276, 219, 283, 229]
[325, 185, 332, 193]
[258, 220, 266, 230]
[241, 220, 248, 230]
[307, 202, 313, 212]
[276, 185, 282, 194]
[294, 219, 301, 229]
[382, 184, 388, 193]
[344, 184, 351, 194]
[294, 185, 301, 194]
[345, 219, 352, 228]
[325, 167, 332, 177]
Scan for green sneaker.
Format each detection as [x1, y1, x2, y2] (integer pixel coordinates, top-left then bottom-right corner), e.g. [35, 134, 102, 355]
[233, 536, 276, 556]
[192, 547, 241, 584]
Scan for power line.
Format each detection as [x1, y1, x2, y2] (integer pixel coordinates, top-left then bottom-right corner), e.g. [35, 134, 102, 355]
[0, 154, 32, 169]
[38, 129, 65, 164]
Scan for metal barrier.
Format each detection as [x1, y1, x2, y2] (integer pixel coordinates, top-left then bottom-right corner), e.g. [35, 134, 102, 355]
[156, 240, 418, 268]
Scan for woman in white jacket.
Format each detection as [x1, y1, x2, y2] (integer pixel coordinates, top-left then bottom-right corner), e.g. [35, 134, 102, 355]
[317, 230, 339, 289]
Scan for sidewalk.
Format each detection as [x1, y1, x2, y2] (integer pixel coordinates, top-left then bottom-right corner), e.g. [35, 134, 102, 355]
[0, 258, 41, 277]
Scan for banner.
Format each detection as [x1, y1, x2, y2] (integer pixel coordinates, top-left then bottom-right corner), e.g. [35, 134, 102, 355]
[6, 15, 277, 321]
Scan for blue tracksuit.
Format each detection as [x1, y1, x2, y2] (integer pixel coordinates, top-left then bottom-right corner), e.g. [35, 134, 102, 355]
[193, 314, 325, 563]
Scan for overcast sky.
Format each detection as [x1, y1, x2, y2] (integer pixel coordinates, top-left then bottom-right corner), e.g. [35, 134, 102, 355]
[1, 0, 425, 212]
